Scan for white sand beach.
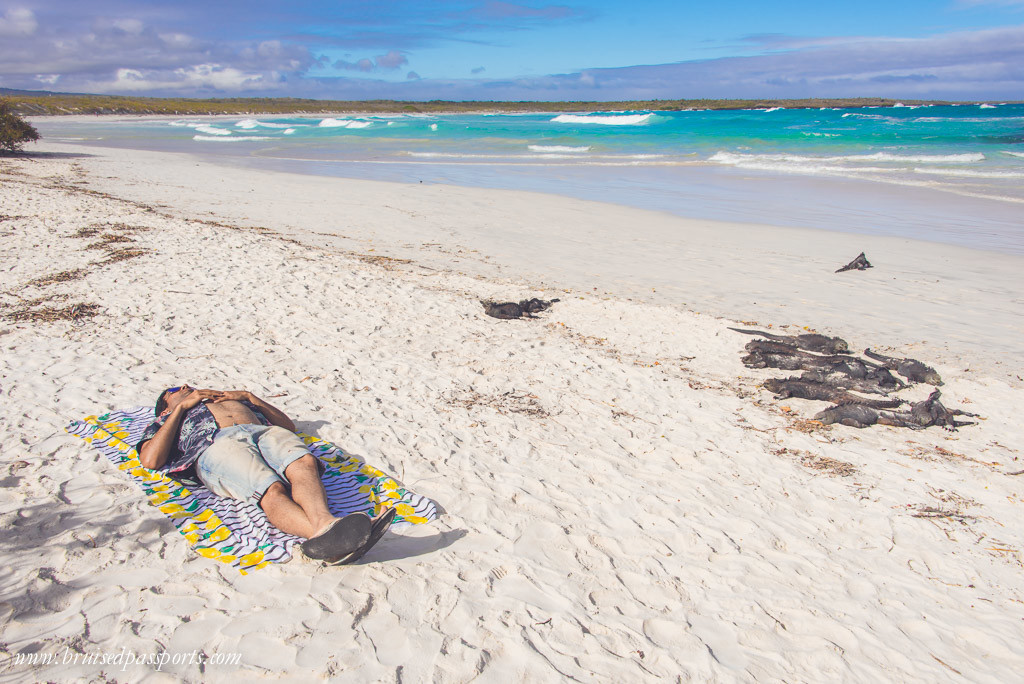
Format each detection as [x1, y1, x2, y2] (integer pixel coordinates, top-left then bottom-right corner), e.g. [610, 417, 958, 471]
[2, 140, 1024, 681]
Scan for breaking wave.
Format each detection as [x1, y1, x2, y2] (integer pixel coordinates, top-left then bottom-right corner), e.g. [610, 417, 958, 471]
[551, 113, 653, 126]
[192, 125, 231, 136]
[527, 145, 591, 152]
[318, 118, 372, 129]
[236, 118, 296, 129]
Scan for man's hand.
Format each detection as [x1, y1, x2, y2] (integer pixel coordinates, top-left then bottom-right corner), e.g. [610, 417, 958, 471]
[177, 388, 221, 411]
[210, 390, 254, 403]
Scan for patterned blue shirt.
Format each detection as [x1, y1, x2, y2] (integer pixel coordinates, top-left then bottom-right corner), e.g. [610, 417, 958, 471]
[135, 400, 270, 476]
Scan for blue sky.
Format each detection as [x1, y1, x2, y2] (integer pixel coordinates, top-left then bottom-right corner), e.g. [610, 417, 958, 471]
[1, 0, 1023, 100]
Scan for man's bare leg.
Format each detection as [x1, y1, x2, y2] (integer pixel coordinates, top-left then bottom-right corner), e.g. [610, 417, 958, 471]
[260, 482, 325, 539]
[282, 455, 338, 534]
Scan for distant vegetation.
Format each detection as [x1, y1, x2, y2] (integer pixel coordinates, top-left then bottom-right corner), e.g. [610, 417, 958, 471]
[0, 90, 962, 116]
[0, 99, 40, 153]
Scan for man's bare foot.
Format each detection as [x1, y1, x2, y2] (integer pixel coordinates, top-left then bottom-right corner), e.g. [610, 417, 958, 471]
[311, 517, 341, 539]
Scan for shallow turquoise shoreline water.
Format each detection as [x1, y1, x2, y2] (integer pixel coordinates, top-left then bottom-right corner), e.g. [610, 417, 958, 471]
[35, 104, 1024, 254]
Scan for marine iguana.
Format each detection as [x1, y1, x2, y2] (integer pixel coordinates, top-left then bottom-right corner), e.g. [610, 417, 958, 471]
[907, 389, 978, 428]
[481, 297, 560, 320]
[799, 367, 906, 395]
[729, 328, 850, 354]
[835, 252, 873, 273]
[813, 403, 881, 428]
[763, 378, 904, 408]
[744, 339, 800, 355]
[742, 349, 877, 373]
[864, 349, 943, 386]
[814, 390, 976, 430]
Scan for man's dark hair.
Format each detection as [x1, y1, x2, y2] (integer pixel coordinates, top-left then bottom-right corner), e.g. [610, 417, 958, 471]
[154, 390, 170, 416]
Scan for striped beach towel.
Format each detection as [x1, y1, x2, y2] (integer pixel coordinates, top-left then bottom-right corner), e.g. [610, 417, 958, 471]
[66, 407, 438, 574]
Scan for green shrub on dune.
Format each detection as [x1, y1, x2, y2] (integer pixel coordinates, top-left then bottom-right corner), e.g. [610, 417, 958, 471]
[0, 99, 40, 154]
[2, 93, 951, 117]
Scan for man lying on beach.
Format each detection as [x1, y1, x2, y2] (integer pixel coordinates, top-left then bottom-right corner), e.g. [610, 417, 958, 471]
[136, 385, 394, 564]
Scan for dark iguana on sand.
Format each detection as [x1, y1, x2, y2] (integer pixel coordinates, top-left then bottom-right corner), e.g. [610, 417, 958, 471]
[814, 390, 976, 430]
[741, 340, 900, 394]
[763, 378, 903, 409]
[799, 367, 906, 395]
[481, 297, 560, 320]
[743, 339, 800, 355]
[729, 327, 849, 354]
[906, 389, 978, 428]
[742, 349, 873, 373]
[835, 252, 873, 273]
[864, 349, 943, 386]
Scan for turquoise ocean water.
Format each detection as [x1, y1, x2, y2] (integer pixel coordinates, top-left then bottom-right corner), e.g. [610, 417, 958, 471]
[36, 103, 1024, 253]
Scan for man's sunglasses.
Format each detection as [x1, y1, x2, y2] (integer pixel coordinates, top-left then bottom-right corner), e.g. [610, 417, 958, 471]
[165, 386, 182, 394]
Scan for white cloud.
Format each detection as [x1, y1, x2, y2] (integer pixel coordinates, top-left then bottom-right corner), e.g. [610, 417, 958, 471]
[335, 50, 408, 72]
[99, 64, 275, 92]
[0, 7, 36, 36]
[375, 50, 408, 70]
[159, 32, 194, 49]
[334, 57, 375, 72]
[495, 24, 1024, 100]
[112, 18, 143, 35]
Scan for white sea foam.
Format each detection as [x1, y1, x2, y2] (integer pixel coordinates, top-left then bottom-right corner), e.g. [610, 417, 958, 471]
[236, 118, 295, 129]
[430, 123, 438, 131]
[551, 113, 653, 126]
[192, 135, 271, 142]
[283, 128, 296, 135]
[318, 118, 372, 129]
[406, 152, 581, 160]
[758, 107, 782, 113]
[710, 151, 984, 165]
[980, 103, 996, 109]
[193, 125, 231, 136]
[709, 156, 893, 176]
[171, 121, 236, 135]
[1004, 151, 1024, 159]
[527, 145, 591, 153]
[403, 151, 669, 163]
[857, 152, 984, 163]
[840, 113, 899, 122]
[914, 167, 1024, 179]
[408, 152, 509, 159]
[912, 116, 1024, 124]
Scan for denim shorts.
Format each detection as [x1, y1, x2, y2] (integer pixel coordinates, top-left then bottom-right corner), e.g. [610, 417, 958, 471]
[195, 424, 311, 503]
